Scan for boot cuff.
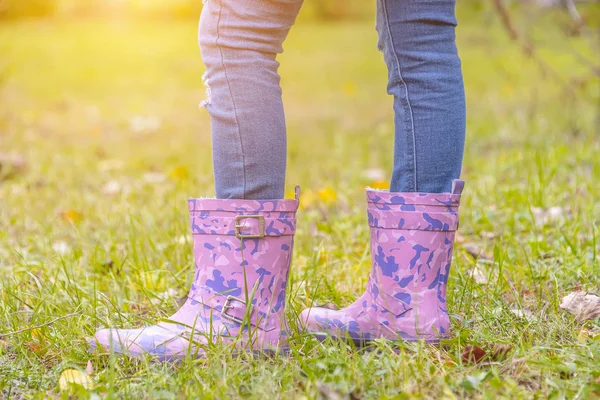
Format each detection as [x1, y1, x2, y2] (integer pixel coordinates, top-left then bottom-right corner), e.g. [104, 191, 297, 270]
[366, 180, 464, 208]
[188, 198, 299, 213]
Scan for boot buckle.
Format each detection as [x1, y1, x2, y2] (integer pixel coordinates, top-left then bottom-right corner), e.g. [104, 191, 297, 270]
[221, 295, 253, 325]
[235, 215, 265, 239]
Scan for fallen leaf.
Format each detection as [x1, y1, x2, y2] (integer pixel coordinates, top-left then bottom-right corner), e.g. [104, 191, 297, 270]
[559, 291, 600, 321]
[490, 344, 513, 361]
[368, 181, 389, 190]
[58, 369, 93, 391]
[169, 165, 189, 181]
[578, 329, 600, 341]
[317, 187, 337, 205]
[461, 345, 487, 364]
[31, 328, 43, 340]
[85, 360, 94, 375]
[59, 210, 83, 223]
[467, 265, 488, 285]
[25, 341, 45, 355]
[462, 242, 492, 261]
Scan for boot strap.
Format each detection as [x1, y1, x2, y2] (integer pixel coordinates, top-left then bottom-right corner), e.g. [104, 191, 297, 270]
[190, 216, 296, 237]
[196, 295, 276, 332]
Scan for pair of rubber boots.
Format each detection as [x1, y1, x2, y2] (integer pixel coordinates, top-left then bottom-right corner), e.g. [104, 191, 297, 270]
[90, 181, 465, 360]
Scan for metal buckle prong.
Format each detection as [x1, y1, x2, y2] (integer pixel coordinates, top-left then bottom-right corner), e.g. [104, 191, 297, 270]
[234, 215, 265, 239]
[221, 295, 253, 325]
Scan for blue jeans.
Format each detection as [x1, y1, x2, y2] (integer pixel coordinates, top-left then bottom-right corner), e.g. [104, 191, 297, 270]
[199, 0, 465, 199]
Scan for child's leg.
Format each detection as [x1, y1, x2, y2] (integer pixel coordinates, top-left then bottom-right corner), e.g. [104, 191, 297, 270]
[376, 0, 466, 193]
[199, 0, 303, 200]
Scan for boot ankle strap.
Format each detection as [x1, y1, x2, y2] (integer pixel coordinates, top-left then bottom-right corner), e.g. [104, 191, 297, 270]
[190, 216, 296, 237]
[193, 295, 277, 332]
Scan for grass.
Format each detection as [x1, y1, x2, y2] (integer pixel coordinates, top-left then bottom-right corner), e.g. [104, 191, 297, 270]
[1, 5, 599, 399]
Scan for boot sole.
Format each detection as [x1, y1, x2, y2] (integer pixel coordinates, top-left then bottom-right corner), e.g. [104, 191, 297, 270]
[88, 337, 289, 362]
[310, 331, 444, 348]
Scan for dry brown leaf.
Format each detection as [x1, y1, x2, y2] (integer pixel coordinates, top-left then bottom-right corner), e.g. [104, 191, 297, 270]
[559, 291, 600, 321]
[463, 242, 492, 261]
[490, 344, 514, 361]
[25, 341, 45, 355]
[461, 345, 487, 364]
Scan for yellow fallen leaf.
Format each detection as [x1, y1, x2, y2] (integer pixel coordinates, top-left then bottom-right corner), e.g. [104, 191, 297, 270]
[59, 369, 93, 391]
[317, 186, 337, 205]
[59, 210, 83, 223]
[343, 81, 357, 97]
[578, 329, 599, 341]
[169, 165, 189, 181]
[368, 180, 389, 190]
[31, 328, 43, 340]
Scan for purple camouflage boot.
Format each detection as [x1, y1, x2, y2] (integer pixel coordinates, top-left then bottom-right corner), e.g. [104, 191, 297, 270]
[299, 180, 464, 345]
[91, 190, 300, 360]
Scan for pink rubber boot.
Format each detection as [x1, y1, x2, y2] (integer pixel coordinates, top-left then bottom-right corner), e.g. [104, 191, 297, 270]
[91, 191, 300, 360]
[299, 180, 464, 344]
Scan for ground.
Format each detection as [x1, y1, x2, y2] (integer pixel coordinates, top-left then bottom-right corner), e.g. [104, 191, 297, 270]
[0, 7, 599, 399]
